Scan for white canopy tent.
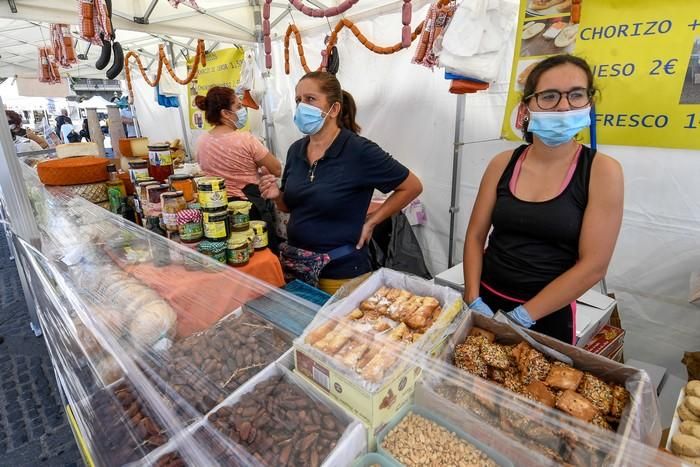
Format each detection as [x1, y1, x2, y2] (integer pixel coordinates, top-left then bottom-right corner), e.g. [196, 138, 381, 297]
[0, 0, 697, 395]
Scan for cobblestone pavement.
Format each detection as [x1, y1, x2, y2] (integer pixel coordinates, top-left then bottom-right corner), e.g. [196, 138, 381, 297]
[0, 235, 83, 466]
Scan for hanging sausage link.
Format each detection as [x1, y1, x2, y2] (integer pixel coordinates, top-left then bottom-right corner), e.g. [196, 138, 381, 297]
[124, 39, 207, 101]
[284, 19, 424, 75]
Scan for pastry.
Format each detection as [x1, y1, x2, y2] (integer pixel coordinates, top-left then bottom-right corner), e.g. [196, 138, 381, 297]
[545, 362, 583, 390]
[322, 325, 355, 354]
[680, 421, 700, 439]
[556, 390, 598, 422]
[306, 320, 337, 345]
[360, 348, 398, 382]
[338, 341, 370, 369]
[578, 373, 613, 414]
[680, 402, 700, 422]
[687, 380, 700, 398]
[591, 413, 612, 431]
[404, 304, 436, 330]
[481, 342, 511, 370]
[610, 384, 630, 419]
[469, 327, 495, 343]
[671, 433, 700, 457]
[454, 342, 488, 379]
[518, 348, 551, 384]
[348, 309, 364, 320]
[687, 396, 700, 417]
[525, 380, 556, 408]
[488, 367, 506, 384]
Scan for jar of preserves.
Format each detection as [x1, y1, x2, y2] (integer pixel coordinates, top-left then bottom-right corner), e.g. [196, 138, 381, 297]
[176, 209, 203, 243]
[198, 240, 227, 264]
[169, 174, 197, 202]
[161, 191, 186, 232]
[226, 239, 250, 267]
[145, 183, 169, 218]
[196, 176, 227, 209]
[202, 207, 229, 241]
[228, 201, 252, 231]
[148, 143, 174, 182]
[128, 160, 149, 184]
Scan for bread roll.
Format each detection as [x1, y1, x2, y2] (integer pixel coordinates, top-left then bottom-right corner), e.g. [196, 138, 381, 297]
[672, 433, 700, 457]
[680, 421, 700, 439]
[687, 396, 700, 417]
[687, 380, 700, 398]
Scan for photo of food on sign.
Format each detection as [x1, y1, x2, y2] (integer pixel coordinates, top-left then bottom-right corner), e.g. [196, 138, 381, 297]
[679, 37, 700, 105]
[520, 18, 577, 57]
[526, 0, 571, 18]
[514, 58, 541, 91]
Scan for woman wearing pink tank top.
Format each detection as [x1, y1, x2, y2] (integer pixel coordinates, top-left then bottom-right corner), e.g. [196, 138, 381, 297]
[194, 87, 281, 200]
[463, 55, 624, 344]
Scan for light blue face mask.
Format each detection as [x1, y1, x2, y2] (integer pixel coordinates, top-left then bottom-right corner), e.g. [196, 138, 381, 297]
[294, 102, 334, 135]
[527, 107, 591, 147]
[234, 107, 248, 129]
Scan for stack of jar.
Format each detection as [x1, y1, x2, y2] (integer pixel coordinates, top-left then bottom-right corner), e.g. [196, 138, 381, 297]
[132, 173, 270, 268]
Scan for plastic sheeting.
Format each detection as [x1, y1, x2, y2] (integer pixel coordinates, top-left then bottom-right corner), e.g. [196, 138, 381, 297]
[14, 151, 689, 465]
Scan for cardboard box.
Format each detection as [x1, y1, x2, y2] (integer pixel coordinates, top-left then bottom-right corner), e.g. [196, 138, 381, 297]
[293, 269, 463, 443]
[575, 289, 617, 347]
[294, 332, 452, 446]
[583, 324, 625, 356]
[434, 312, 661, 445]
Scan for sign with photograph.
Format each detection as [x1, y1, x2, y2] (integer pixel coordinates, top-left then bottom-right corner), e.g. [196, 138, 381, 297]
[502, 0, 700, 150]
[187, 47, 245, 130]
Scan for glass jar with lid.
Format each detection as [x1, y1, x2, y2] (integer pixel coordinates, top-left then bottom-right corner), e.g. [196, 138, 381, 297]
[161, 191, 186, 232]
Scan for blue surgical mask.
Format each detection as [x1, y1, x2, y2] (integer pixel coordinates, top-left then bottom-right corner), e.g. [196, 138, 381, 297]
[234, 107, 248, 129]
[294, 102, 333, 135]
[527, 107, 591, 147]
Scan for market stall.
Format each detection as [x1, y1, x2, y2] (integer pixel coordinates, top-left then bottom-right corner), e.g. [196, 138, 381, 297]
[1, 0, 700, 465]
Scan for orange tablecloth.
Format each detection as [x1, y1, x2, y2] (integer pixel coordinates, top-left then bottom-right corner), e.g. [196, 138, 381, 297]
[234, 247, 285, 288]
[107, 247, 284, 338]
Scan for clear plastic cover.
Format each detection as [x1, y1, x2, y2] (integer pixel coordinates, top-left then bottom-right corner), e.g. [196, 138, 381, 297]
[11, 158, 686, 466]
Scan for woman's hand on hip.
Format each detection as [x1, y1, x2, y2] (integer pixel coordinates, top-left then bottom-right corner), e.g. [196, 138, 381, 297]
[356, 221, 376, 249]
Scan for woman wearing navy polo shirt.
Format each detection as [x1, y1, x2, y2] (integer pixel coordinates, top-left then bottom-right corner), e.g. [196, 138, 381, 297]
[260, 71, 422, 294]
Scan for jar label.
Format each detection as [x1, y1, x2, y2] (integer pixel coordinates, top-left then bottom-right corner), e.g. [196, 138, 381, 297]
[179, 222, 203, 241]
[204, 220, 227, 239]
[130, 168, 149, 182]
[149, 151, 172, 167]
[227, 247, 250, 264]
[107, 187, 122, 214]
[199, 190, 227, 208]
[162, 212, 178, 228]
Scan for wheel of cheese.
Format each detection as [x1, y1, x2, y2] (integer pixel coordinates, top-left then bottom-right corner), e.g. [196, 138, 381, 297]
[55, 142, 99, 158]
[37, 157, 110, 186]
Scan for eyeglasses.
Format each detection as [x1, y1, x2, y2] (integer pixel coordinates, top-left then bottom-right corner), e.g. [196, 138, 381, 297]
[525, 88, 593, 110]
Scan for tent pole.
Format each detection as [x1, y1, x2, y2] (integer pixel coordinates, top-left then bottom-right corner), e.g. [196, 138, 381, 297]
[167, 42, 194, 161]
[447, 93, 466, 269]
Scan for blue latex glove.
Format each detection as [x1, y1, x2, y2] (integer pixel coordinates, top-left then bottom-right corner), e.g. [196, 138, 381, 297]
[507, 305, 536, 328]
[468, 297, 494, 318]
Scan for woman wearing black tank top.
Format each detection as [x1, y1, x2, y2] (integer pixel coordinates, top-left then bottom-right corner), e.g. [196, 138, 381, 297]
[463, 55, 624, 344]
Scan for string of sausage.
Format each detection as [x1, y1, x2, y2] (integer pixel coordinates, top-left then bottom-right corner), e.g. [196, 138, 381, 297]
[284, 19, 424, 74]
[124, 39, 207, 101]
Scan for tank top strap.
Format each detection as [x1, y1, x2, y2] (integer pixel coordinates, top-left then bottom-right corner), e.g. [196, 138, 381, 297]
[496, 144, 529, 193]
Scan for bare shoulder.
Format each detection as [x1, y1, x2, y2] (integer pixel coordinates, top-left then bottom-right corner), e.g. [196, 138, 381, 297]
[484, 149, 514, 177]
[591, 151, 623, 182]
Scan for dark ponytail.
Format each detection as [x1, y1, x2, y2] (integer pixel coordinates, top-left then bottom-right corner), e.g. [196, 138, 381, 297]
[299, 71, 361, 134]
[340, 90, 361, 134]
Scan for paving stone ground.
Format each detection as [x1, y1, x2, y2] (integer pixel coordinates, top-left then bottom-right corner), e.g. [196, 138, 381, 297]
[0, 234, 83, 467]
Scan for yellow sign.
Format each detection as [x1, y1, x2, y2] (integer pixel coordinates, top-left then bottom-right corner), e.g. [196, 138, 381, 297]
[187, 47, 245, 130]
[502, 0, 700, 150]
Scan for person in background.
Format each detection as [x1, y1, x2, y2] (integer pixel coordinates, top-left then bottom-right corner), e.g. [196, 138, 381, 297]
[79, 118, 91, 142]
[5, 110, 48, 149]
[463, 54, 624, 344]
[119, 106, 137, 137]
[259, 71, 422, 294]
[195, 86, 281, 204]
[55, 109, 72, 137]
